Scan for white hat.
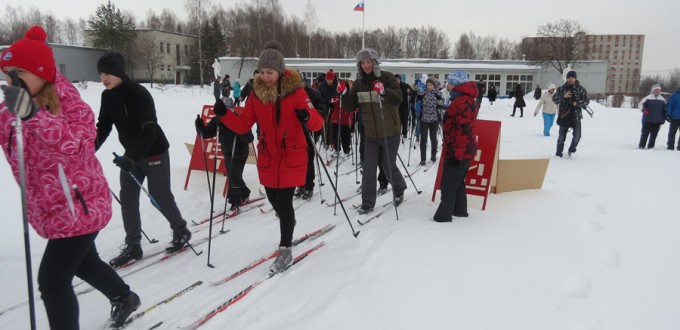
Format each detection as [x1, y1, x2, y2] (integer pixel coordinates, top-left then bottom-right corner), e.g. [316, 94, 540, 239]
[547, 83, 556, 90]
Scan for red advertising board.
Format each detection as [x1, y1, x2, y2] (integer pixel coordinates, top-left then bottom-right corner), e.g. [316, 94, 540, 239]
[432, 119, 501, 210]
[184, 105, 227, 190]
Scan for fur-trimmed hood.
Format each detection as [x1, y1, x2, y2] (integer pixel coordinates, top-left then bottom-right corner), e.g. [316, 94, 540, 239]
[252, 69, 304, 104]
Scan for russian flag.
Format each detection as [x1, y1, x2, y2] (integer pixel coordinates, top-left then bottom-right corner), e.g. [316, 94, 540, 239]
[353, 1, 364, 11]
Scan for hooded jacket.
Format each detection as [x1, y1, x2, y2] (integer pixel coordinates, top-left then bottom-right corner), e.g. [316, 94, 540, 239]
[96, 76, 170, 161]
[0, 73, 112, 239]
[442, 81, 479, 161]
[342, 69, 402, 138]
[639, 92, 667, 124]
[220, 69, 323, 188]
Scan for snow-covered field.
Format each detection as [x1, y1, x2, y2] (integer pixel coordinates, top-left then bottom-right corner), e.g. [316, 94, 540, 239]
[0, 81, 678, 330]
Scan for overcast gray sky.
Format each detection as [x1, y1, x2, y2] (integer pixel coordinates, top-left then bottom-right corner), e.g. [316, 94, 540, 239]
[4, 0, 678, 76]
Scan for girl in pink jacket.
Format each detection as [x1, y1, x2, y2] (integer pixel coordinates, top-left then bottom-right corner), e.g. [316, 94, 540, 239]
[0, 26, 139, 328]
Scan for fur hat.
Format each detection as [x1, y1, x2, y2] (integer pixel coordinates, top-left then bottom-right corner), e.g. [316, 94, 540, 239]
[258, 41, 285, 75]
[426, 77, 437, 87]
[355, 48, 381, 78]
[547, 83, 556, 90]
[1, 25, 56, 83]
[97, 51, 127, 78]
[566, 70, 577, 79]
[446, 69, 468, 86]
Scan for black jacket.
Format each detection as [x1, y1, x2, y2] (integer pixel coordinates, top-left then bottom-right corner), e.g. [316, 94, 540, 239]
[96, 77, 170, 161]
[198, 114, 254, 160]
[240, 78, 254, 101]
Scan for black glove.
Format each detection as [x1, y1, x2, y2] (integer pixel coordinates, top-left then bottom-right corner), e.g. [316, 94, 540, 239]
[194, 115, 205, 136]
[213, 100, 227, 116]
[113, 154, 135, 172]
[295, 109, 310, 123]
[1, 85, 39, 120]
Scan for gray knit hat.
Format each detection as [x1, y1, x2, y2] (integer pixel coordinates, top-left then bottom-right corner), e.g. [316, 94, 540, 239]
[355, 48, 381, 78]
[258, 41, 285, 75]
[426, 77, 437, 87]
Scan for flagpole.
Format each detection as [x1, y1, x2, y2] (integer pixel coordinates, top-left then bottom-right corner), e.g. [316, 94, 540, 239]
[362, 1, 365, 49]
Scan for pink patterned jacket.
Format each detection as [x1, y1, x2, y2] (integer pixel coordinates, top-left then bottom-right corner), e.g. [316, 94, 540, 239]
[0, 73, 112, 239]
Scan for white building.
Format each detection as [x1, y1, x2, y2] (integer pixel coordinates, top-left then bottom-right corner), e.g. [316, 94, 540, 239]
[217, 57, 608, 96]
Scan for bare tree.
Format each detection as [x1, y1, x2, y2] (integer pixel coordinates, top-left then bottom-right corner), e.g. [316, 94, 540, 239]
[523, 19, 590, 74]
[132, 33, 163, 87]
[185, 0, 210, 86]
[159, 9, 180, 33]
[454, 33, 474, 59]
[144, 10, 161, 29]
[303, 0, 317, 57]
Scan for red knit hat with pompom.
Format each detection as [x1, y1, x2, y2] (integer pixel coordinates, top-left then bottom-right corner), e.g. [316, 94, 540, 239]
[1, 25, 56, 83]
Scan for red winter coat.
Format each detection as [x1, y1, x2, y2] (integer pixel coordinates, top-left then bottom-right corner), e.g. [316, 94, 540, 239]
[221, 69, 323, 188]
[0, 73, 112, 239]
[442, 81, 479, 161]
[330, 97, 355, 125]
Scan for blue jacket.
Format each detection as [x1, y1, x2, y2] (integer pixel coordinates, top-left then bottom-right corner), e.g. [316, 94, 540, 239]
[640, 93, 666, 124]
[666, 89, 680, 120]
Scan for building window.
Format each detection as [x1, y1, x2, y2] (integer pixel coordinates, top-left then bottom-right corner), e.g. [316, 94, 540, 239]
[185, 45, 188, 56]
[160, 42, 164, 53]
[505, 74, 533, 96]
[166, 43, 171, 54]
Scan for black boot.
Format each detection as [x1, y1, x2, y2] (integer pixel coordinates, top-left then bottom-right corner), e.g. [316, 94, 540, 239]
[109, 243, 143, 268]
[110, 291, 141, 327]
[166, 227, 191, 253]
[301, 187, 313, 200]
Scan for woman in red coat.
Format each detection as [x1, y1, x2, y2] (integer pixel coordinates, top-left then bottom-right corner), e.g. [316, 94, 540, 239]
[220, 41, 323, 274]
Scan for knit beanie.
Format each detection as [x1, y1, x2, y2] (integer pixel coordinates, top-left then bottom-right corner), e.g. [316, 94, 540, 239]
[355, 48, 381, 77]
[426, 77, 437, 87]
[446, 69, 468, 86]
[0, 25, 56, 83]
[258, 41, 286, 75]
[566, 70, 577, 79]
[547, 83, 556, 90]
[651, 84, 661, 92]
[325, 70, 335, 80]
[97, 51, 127, 78]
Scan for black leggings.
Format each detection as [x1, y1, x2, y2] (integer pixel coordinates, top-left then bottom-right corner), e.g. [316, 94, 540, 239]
[264, 187, 296, 247]
[38, 232, 130, 330]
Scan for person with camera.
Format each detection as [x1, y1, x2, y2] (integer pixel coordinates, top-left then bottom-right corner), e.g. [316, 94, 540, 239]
[553, 70, 590, 157]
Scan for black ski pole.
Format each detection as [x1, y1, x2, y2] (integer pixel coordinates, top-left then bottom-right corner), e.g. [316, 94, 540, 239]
[112, 153, 202, 257]
[333, 101, 343, 216]
[372, 91, 399, 220]
[354, 119, 360, 185]
[219, 136, 238, 234]
[196, 117, 214, 209]
[302, 124, 360, 237]
[9, 70, 37, 330]
[205, 118, 221, 268]
[109, 188, 158, 244]
[396, 154, 422, 194]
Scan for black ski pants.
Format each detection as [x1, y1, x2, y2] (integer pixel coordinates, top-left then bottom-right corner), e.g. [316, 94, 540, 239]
[120, 151, 187, 245]
[639, 122, 662, 149]
[264, 187, 296, 247]
[667, 120, 680, 150]
[433, 158, 471, 221]
[38, 232, 130, 330]
[420, 121, 439, 162]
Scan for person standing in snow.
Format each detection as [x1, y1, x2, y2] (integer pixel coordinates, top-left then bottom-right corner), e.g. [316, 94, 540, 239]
[95, 51, 192, 267]
[433, 69, 478, 222]
[213, 76, 221, 100]
[666, 86, 680, 150]
[511, 84, 526, 117]
[221, 75, 231, 99]
[330, 79, 355, 157]
[534, 83, 558, 136]
[239, 69, 259, 104]
[195, 98, 254, 211]
[638, 84, 667, 149]
[233, 78, 242, 107]
[395, 74, 412, 139]
[476, 78, 486, 108]
[553, 69, 590, 157]
[487, 84, 497, 105]
[317, 70, 340, 149]
[297, 72, 328, 200]
[0, 26, 140, 328]
[533, 85, 542, 100]
[341, 48, 407, 215]
[219, 41, 323, 274]
[417, 77, 443, 165]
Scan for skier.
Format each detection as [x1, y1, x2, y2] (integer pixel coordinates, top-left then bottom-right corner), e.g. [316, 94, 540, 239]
[0, 25, 140, 328]
[416, 77, 443, 165]
[218, 41, 323, 274]
[95, 51, 192, 267]
[341, 48, 407, 214]
[297, 70, 328, 200]
[195, 98, 254, 211]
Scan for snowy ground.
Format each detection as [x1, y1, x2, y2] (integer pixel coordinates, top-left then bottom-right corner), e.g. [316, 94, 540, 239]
[0, 81, 678, 330]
